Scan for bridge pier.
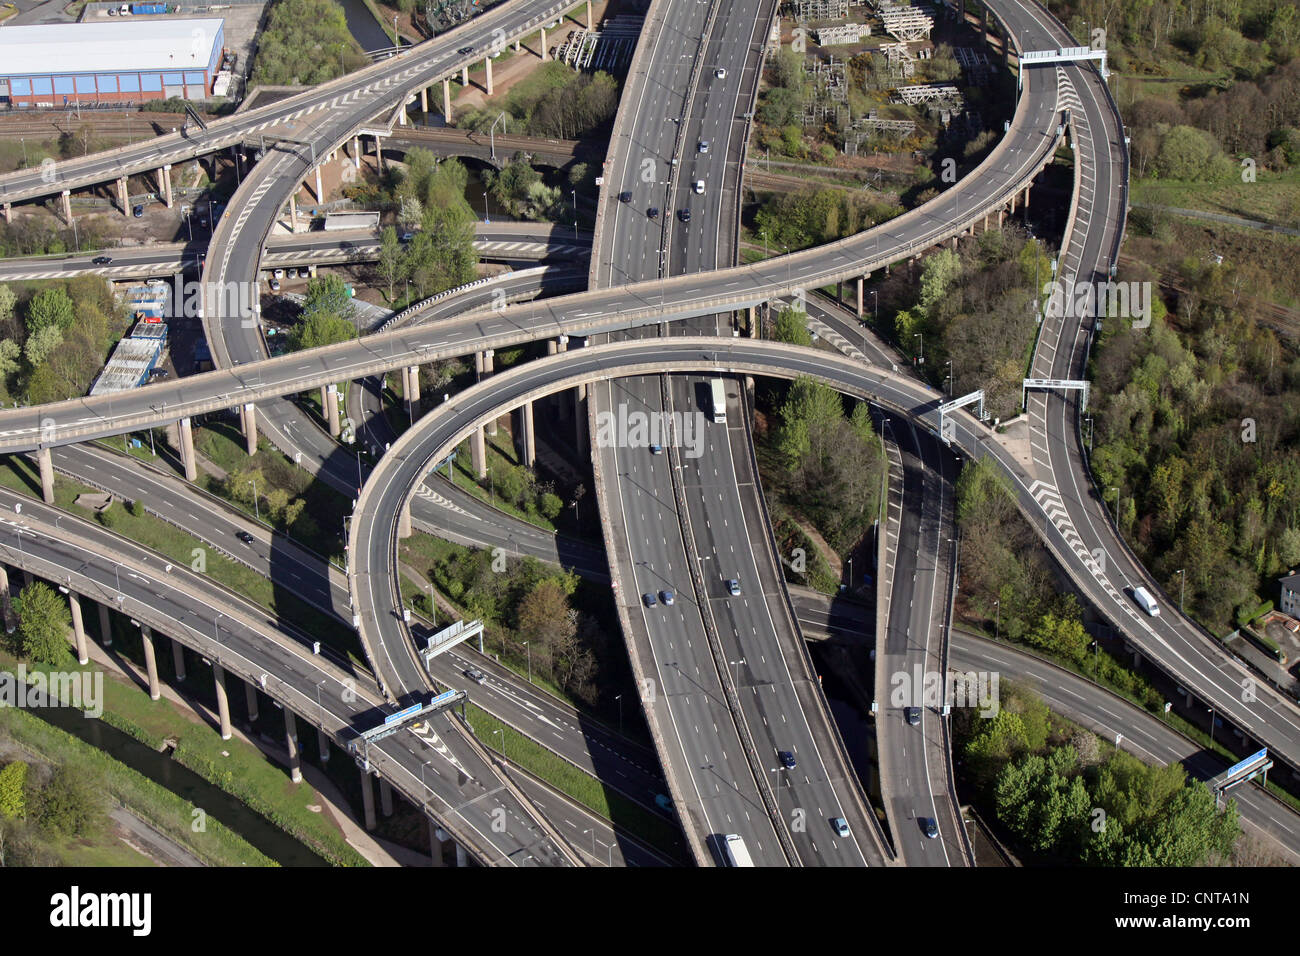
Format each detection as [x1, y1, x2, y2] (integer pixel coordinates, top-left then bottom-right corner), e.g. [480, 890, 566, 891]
[117, 176, 129, 217]
[419, 86, 428, 114]
[379, 778, 394, 816]
[314, 166, 324, 203]
[178, 417, 197, 482]
[317, 726, 330, 763]
[326, 384, 341, 437]
[586, 0, 593, 29]
[66, 589, 88, 665]
[284, 708, 303, 783]
[98, 602, 111, 647]
[461, 65, 469, 86]
[360, 770, 377, 829]
[161, 164, 173, 208]
[352, 135, 362, 170]
[241, 402, 258, 455]
[37, 446, 54, 504]
[540, 26, 548, 61]
[213, 663, 233, 740]
[60, 189, 72, 224]
[140, 625, 161, 701]
[477, 350, 496, 436]
[443, 78, 452, 122]
[171, 636, 186, 680]
[520, 402, 537, 468]
[514, 38, 520, 52]
[1, 203, 9, 224]
[471, 426, 487, 479]
[373, 133, 385, 172]
[245, 681, 259, 722]
[398, 498, 412, 538]
[405, 365, 421, 413]
[288, 192, 297, 231]
[0, 566, 10, 631]
[1022, 184, 1031, 209]
[1009, 192, 1017, 215]
[485, 56, 494, 96]
[855, 275, 864, 317]
[430, 822, 447, 865]
[997, 208, 1005, 227]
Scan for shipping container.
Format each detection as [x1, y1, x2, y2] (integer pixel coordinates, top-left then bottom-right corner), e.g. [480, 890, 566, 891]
[131, 3, 169, 14]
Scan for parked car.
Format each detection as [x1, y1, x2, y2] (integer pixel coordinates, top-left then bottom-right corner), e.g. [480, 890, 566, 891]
[268, 278, 280, 291]
[654, 793, 674, 814]
[132, 204, 144, 218]
[272, 268, 284, 279]
[649, 443, 663, 454]
[400, 232, 415, 242]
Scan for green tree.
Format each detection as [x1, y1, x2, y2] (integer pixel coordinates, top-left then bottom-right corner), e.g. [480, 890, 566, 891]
[34, 764, 105, 838]
[289, 310, 355, 352]
[376, 226, 404, 302]
[0, 762, 28, 820]
[773, 307, 812, 346]
[25, 287, 74, 337]
[11, 582, 71, 665]
[22, 324, 63, 368]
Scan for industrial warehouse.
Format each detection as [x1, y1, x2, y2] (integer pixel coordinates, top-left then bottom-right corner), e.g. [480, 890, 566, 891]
[0, 18, 225, 107]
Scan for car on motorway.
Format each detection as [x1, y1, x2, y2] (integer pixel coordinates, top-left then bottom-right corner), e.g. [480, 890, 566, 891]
[725, 578, 741, 596]
[91, 255, 112, 265]
[618, 191, 633, 203]
[235, 530, 255, 545]
[697, 140, 709, 153]
[642, 592, 658, 607]
[659, 590, 675, 605]
[921, 817, 939, 839]
[268, 278, 281, 291]
[693, 180, 705, 194]
[458, 45, 474, 54]
[906, 706, 921, 726]
[649, 443, 662, 454]
[778, 750, 796, 770]
[678, 208, 691, 222]
[464, 667, 487, 685]
[132, 204, 144, 218]
[830, 816, 850, 838]
[654, 793, 674, 814]
[714, 67, 727, 79]
[647, 206, 659, 219]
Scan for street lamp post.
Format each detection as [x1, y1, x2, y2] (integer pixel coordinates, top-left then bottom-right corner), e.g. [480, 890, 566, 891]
[993, 599, 1000, 640]
[1177, 569, 1185, 612]
[248, 479, 259, 520]
[521, 640, 531, 683]
[614, 693, 623, 735]
[914, 332, 923, 365]
[729, 657, 745, 687]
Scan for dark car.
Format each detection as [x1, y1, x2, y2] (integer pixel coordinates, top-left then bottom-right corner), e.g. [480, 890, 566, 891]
[906, 706, 921, 726]
[458, 45, 474, 54]
[922, 817, 939, 839]
[132, 204, 144, 218]
[618, 191, 633, 203]
[647, 206, 660, 219]
[678, 208, 691, 222]
[91, 255, 112, 265]
[649, 443, 663, 454]
[659, 590, 675, 606]
[235, 530, 255, 545]
[778, 750, 796, 770]
[642, 592, 658, 608]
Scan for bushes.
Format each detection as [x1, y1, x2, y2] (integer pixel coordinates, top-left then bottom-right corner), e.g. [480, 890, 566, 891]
[250, 0, 367, 86]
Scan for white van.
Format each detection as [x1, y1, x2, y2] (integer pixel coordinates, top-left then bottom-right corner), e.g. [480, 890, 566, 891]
[1133, 586, 1159, 617]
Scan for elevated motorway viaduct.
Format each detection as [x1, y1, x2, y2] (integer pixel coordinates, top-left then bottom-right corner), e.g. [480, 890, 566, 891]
[0, 480, 578, 865]
[0, 0, 599, 216]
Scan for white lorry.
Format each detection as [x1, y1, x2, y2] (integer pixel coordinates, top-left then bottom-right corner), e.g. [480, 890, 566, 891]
[1133, 586, 1160, 617]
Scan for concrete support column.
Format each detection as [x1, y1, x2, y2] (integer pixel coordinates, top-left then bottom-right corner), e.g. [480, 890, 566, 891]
[60, 189, 72, 224]
[586, 0, 593, 29]
[326, 384, 341, 437]
[213, 663, 232, 740]
[546, 340, 557, 355]
[855, 276, 864, 318]
[455, 844, 468, 867]
[171, 637, 186, 681]
[514, 38, 520, 52]
[997, 209, 1005, 227]
[314, 166, 324, 203]
[373, 134, 384, 172]
[360, 770, 377, 830]
[484, 56, 494, 96]
[443, 78, 452, 121]
[37, 446, 54, 505]
[406, 365, 420, 406]
[521, 402, 536, 468]
[352, 135, 362, 169]
[178, 417, 197, 482]
[748, 305, 758, 338]
[98, 602, 111, 647]
[419, 86, 428, 113]
[951, 236, 958, 250]
[540, 26, 548, 60]
[1023, 184, 1031, 209]
[481, 349, 496, 436]
[429, 820, 445, 866]
[471, 426, 487, 479]
[241, 403, 258, 455]
[1, 203, 10, 224]
[461, 65, 469, 86]
[140, 626, 161, 701]
[244, 681, 259, 722]
[1009, 193, 1017, 215]
[67, 590, 88, 666]
[379, 778, 394, 816]
[317, 726, 330, 763]
[399, 103, 408, 127]
[117, 177, 129, 216]
[0, 566, 11, 631]
[161, 164, 173, 208]
[284, 708, 303, 784]
[288, 192, 297, 231]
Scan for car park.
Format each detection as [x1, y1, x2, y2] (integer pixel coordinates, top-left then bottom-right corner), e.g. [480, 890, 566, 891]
[659, 590, 675, 605]
[831, 817, 850, 838]
[642, 592, 657, 607]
